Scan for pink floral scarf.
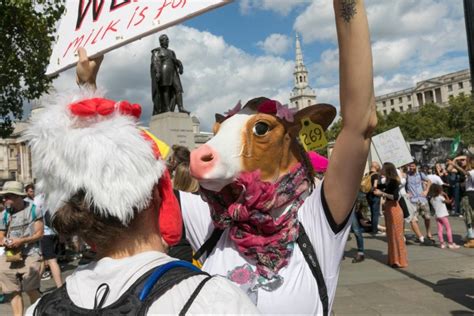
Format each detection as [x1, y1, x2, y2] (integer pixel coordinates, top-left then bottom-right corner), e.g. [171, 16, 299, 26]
[200, 164, 310, 280]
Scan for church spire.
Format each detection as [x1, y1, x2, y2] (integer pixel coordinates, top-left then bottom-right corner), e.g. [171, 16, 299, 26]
[290, 34, 316, 110]
[295, 34, 304, 66]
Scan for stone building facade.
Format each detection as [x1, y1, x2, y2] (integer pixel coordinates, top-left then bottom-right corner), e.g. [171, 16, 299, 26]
[376, 69, 472, 116]
[0, 122, 33, 184]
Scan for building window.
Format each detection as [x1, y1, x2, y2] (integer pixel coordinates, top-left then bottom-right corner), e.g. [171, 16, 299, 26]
[390, 99, 394, 105]
[382, 101, 386, 107]
[295, 101, 299, 107]
[391, 108, 395, 112]
[448, 84, 453, 92]
[299, 76, 303, 83]
[308, 100, 311, 106]
[459, 82, 464, 89]
[399, 106, 404, 112]
[383, 110, 387, 115]
[408, 104, 412, 109]
[407, 95, 411, 101]
[399, 97, 402, 103]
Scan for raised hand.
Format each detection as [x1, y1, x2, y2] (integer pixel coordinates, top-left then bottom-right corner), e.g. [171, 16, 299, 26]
[76, 47, 104, 90]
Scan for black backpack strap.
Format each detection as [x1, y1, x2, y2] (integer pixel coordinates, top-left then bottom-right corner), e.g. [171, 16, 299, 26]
[192, 228, 224, 261]
[297, 223, 329, 316]
[178, 275, 214, 315]
[139, 262, 209, 315]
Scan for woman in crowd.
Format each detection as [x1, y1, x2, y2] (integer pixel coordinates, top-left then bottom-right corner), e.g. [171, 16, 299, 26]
[374, 162, 408, 268]
[447, 162, 462, 216]
[167, 145, 195, 263]
[449, 155, 474, 247]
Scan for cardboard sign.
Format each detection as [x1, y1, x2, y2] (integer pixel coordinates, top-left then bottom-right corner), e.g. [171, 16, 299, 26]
[47, 0, 231, 76]
[298, 117, 328, 151]
[371, 127, 413, 168]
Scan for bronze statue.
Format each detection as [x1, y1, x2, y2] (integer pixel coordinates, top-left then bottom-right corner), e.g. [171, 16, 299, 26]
[151, 34, 189, 115]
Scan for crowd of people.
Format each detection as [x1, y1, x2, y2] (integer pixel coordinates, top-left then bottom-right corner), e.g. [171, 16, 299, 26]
[350, 156, 474, 268]
[0, 182, 100, 314]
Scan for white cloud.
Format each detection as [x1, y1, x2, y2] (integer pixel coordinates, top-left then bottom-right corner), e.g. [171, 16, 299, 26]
[240, 0, 310, 16]
[293, 0, 335, 44]
[294, 0, 468, 99]
[313, 48, 339, 86]
[257, 33, 291, 55]
[51, 26, 294, 131]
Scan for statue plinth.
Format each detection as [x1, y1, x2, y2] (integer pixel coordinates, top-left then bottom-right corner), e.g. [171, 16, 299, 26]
[148, 112, 195, 151]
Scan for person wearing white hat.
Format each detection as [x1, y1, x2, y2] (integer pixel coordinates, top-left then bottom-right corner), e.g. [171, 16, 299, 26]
[0, 181, 44, 316]
[24, 49, 258, 315]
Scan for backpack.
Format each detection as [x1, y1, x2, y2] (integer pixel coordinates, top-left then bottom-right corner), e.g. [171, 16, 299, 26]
[194, 223, 329, 316]
[3, 203, 37, 226]
[360, 172, 373, 193]
[34, 260, 211, 316]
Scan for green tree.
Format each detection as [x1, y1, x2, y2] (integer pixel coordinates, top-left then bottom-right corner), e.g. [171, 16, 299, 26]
[447, 94, 474, 145]
[0, 0, 65, 138]
[326, 117, 342, 142]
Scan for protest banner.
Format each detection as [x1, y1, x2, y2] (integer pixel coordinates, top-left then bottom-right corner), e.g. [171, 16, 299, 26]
[46, 0, 231, 76]
[371, 126, 413, 168]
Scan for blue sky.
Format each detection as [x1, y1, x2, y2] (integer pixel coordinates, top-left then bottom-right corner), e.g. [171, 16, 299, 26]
[46, 0, 469, 131]
[184, 1, 324, 60]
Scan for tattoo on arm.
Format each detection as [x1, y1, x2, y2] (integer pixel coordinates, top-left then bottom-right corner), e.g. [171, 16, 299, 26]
[340, 0, 357, 23]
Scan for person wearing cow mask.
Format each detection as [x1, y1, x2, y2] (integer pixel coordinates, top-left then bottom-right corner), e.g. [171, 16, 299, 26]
[186, 1, 377, 315]
[24, 49, 259, 315]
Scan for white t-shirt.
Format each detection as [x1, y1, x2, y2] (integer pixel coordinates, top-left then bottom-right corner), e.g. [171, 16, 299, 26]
[182, 181, 352, 315]
[430, 195, 449, 218]
[466, 170, 474, 192]
[27, 251, 259, 315]
[32, 193, 55, 235]
[397, 169, 407, 195]
[427, 174, 445, 186]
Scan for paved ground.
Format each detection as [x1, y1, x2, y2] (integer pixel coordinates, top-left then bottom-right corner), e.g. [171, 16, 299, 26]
[333, 216, 474, 316]
[0, 216, 472, 315]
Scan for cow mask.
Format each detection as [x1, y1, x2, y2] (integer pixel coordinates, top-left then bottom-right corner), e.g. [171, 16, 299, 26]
[190, 97, 336, 192]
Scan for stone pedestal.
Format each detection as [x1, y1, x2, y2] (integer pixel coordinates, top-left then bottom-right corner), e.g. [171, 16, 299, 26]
[148, 112, 195, 150]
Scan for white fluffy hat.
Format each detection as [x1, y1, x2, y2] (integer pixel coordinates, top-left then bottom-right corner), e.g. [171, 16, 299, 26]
[24, 91, 166, 225]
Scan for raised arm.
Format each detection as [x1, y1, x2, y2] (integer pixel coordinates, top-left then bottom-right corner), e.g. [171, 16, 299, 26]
[324, 0, 377, 225]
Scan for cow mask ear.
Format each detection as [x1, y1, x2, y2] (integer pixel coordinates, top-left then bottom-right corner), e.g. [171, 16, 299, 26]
[215, 113, 225, 124]
[287, 103, 337, 137]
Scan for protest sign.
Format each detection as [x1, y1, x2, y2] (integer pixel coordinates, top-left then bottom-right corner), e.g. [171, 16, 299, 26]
[46, 0, 231, 76]
[371, 126, 413, 168]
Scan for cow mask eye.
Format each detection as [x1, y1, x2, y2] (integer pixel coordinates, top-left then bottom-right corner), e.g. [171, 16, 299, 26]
[253, 121, 270, 136]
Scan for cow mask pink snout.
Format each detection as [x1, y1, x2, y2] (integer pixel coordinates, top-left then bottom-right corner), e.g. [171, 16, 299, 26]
[190, 144, 218, 180]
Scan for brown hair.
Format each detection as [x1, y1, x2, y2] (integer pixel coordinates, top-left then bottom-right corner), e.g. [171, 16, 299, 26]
[294, 138, 316, 189]
[173, 163, 199, 193]
[382, 162, 400, 184]
[428, 183, 443, 197]
[168, 145, 191, 173]
[52, 190, 130, 250]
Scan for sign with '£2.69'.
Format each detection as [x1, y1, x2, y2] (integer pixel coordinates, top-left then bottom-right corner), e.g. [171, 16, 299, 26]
[46, 0, 231, 76]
